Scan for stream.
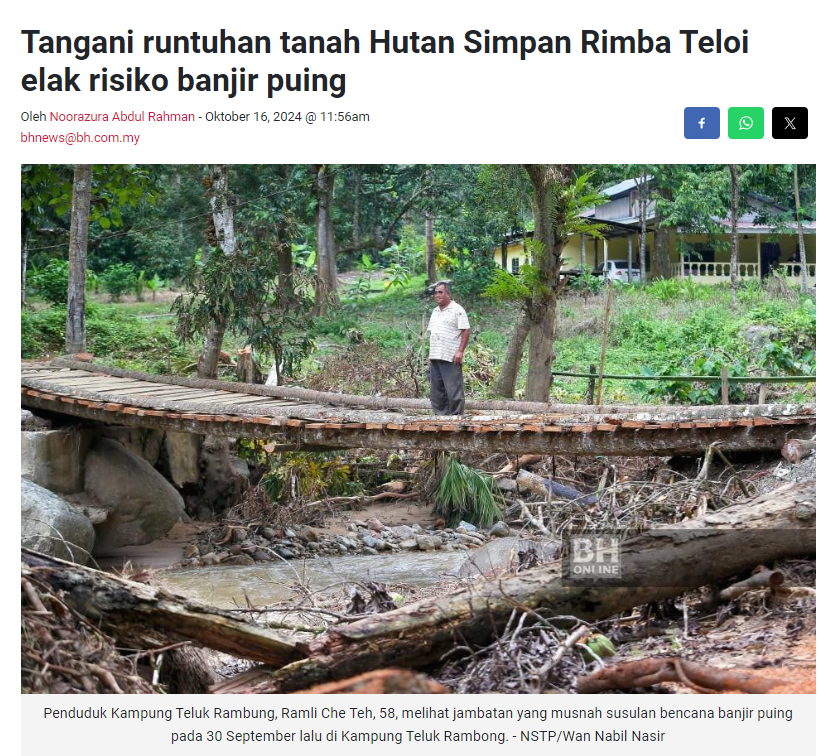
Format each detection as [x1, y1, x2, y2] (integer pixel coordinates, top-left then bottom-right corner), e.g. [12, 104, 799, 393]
[159, 550, 470, 608]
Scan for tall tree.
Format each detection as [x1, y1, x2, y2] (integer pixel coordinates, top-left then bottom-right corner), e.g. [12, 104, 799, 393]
[425, 210, 436, 283]
[197, 164, 236, 379]
[64, 164, 92, 354]
[633, 170, 650, 283]
[311, 164, 337, 314]
[792, 164, 810, 295]
[729, 164, 740, 301]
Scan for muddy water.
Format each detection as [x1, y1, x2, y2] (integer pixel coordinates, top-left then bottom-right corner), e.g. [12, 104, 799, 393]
[159, 550, 469, 609]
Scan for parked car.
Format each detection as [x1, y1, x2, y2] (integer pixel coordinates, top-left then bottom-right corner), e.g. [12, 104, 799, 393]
[594, 260, 641, 283]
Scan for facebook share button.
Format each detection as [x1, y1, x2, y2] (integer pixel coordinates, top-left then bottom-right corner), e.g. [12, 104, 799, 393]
[684, 107, 720, 139]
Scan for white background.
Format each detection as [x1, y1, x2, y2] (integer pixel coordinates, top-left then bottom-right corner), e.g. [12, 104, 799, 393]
[6, 1, 820, 752]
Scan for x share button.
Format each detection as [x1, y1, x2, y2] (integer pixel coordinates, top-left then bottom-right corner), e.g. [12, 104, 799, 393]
[772, 107, 808, 139]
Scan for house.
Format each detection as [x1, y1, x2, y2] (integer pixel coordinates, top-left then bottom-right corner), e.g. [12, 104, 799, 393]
[494, 177, 816, 286]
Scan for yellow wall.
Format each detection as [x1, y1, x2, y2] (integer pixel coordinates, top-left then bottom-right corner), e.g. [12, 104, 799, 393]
[493, 231, 816, 271]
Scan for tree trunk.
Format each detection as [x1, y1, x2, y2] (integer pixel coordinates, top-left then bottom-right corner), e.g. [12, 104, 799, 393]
[729, 164, 740, 302]
[522, 164, 573, 403]
[65, 164, 92, 355]
[637, 172, 648, 284]
[325, 171, 338, 302]
[312, 164, 335, 315]
[351, 166, 362, 249]
[276, 219, 293, 299]
[254, 481, 814, 692]
[651, 186, 672, 280]
[425, 211, 436, 283]
[197, 164, 236, 379]
[627, 235, 633, 282]
[793, 164, 809, 295]
[21, 239, 28, 307]
[494, 309, 530, 398]
[580, 233, 586, 269]
[21, 549, 301, 667]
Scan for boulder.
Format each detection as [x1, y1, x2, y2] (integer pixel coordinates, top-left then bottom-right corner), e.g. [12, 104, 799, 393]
[449, 536, 561, 579]
[21, 429, 92, 494]
[489, 521, 511, 538]
[416, 535, 441, 551]
[21, 478, 95, 564]
[100, 427, 164, 466]
[391, 525, 416, 540]
[21, 410, 50, 430]
[165, 431, 201, 487]
[84, 438, 185, 552]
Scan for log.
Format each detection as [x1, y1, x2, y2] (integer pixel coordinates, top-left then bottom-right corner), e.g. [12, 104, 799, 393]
[781, 437, 816, 464]
[516, 469, 597, 504]
[21, 549, 301, 666]
[718, 569, 784, 601]
[576, 658, 792, 694]
[250, 482, 814, 692]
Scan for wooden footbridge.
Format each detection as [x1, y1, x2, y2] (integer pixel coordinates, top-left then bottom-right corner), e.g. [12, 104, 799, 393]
[21, 360, 815, 457]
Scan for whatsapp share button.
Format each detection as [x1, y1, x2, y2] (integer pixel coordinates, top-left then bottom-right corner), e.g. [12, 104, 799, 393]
[728, 107, 764, 139]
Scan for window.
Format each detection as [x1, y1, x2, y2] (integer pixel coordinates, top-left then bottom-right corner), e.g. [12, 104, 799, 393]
[511, 257, 520, 274]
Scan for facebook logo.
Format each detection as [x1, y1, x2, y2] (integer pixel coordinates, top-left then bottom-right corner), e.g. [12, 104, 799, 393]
[684, 107, 720, 139]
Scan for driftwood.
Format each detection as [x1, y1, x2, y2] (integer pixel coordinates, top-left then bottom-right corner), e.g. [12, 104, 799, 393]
[235, 481, 815, 692]
[782, 437, 816, 463]
[516, 469, 598, 504]
[718, 569, 784, 601]
[21, 549, 300, 666]
[576, 657, 792, 694]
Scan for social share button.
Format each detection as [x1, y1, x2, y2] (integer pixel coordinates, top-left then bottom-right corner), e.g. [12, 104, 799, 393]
[772, 107, 807, 139]
[728, 107, 764, 139]
[684, 107, 720, 139]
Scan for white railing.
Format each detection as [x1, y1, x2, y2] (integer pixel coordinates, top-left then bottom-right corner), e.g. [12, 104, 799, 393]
[673, 261, 760, 279]
[670, 261, 816, 286]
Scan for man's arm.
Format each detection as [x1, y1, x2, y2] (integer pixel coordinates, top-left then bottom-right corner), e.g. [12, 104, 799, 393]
[454, 329, 470, 364]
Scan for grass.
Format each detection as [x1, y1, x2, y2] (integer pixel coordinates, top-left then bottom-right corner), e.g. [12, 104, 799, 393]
[22, 278, 816, 405]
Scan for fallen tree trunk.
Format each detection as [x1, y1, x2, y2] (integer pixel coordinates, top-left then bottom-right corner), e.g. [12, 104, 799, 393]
[250, 482, 814, 692]
[576, 658, 792, 694]
[516, 469, 598, 504]
[21, 549, 301, 666]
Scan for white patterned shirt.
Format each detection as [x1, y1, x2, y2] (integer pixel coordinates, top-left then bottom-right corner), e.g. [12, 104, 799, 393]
[428, 301, 470, 361]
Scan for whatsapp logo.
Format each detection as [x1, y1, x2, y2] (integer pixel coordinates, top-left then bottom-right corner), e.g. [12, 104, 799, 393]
[728, 107, 764, 139]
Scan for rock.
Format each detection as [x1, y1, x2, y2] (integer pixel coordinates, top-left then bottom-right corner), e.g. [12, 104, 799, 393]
[21, 429, 92, 495]
[100, 427, 164, 466]
[362, 547, 378, 556]
[742, 324, 781, 351]
[455, 533, 483, 548]
[489, 521, 511, 538]
[284, 527, 297, 539]
[252, 549, 272, 562]
[391, 525, 415, 540]
[21, 478, 95, 564]
[449, 537, 562, 579]
[229, 544, 243, 555]
[367, 517, 384, 532]
[223, 554, 255, 566]
[84, 438, 185, 552]
[21, 410, 50, 429]
[362, 534, 378, 548]
[262, 527, 277, 540]
[298, 525, 319, 543]
[336, 543, 348, 554]
[165, 431, 201, 487]
[411, 523, 422, 533]
[229, 455, 250, 481]
[416, 535, 441, 551]
[495, 478, 517, 492]
[374, 539, 390, 551]
[399, 539, 419, 550]
[307, 542, 320, 550]
[458, 521, 478, 532]
[352, 520, 368, 529]
[182, 544, 199, 559]
[231, 528, 248, 544]
[200, 552, 222, 565]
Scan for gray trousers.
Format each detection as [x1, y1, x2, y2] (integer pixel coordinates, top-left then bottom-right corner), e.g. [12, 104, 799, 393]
[429, 359, 465, 415]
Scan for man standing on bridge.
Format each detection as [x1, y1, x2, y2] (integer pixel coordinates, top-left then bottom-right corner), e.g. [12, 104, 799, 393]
[427, 281, 470, 415]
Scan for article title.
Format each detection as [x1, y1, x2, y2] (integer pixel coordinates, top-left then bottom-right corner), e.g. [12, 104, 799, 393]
[21, 28, 750, 99]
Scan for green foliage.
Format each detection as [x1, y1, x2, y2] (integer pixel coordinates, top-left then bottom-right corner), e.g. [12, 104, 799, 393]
[646, 278, 716, 302]
[566, 268, 602, 296]
[639, 351, 747, 405]
[484, 268, 531, 301]
[263, 453, 360, 502]
[430, 453, 503, 527]
[28, 259, 70, 305]
[100, 263, 138, 301]
[383, 262, 412, 290]
[449, 249, 499, 298]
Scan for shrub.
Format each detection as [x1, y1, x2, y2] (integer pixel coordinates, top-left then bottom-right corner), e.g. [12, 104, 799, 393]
[29, 259, 70, 305]
[100, 263, 137, 301]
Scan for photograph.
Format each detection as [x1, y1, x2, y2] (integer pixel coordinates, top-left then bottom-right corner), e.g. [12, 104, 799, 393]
[21, 163, 815, 696]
